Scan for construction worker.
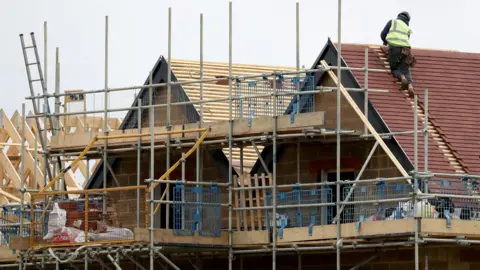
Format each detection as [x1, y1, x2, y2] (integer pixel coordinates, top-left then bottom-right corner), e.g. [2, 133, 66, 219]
[380, 11, 416, 96]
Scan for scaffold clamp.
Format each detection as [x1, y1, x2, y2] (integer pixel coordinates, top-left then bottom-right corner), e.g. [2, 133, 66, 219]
[308, 216, 315, 236]
[444, 210, 452, 228]
[248, 109, 254, 127]
[290, 103, 297, 124]
[355, 215, 365, 232]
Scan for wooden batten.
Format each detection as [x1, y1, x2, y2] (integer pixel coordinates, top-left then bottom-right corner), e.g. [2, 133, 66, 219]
[0, 108, 122, 203]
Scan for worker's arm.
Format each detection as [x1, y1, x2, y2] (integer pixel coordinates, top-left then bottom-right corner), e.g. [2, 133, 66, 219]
[380, 20, 392, 46]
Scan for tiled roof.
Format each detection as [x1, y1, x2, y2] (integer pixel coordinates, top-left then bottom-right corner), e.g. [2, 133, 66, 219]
[170, 59, 297, 168]
[339, 43, 479, 175]
[412, 49, 480, 175]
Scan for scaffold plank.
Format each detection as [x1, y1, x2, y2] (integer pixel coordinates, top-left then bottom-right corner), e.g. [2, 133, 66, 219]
[232, 231, 269, 246]
[50, 111, 328, 152]
[134, 228, 229, 246]
[277, 219, 415, 243]
[421, 219, 480, 238]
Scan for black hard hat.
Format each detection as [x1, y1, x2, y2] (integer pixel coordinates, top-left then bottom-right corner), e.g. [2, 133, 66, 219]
[398, 11, 411, 22]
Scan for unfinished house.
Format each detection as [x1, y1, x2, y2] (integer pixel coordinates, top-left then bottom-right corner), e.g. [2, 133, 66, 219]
[6, 8, 480, 270]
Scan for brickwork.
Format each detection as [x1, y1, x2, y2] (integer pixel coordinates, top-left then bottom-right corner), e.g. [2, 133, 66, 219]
[139, 86, 195, 128]
[105, 147, 226, 229]
[315, 76, 365, 131]
[275, 140, 401, 187]
[167, 246, 480, 270]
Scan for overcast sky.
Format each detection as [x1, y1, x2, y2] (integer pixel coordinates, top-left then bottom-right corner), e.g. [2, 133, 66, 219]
[1, 0, 478, 118]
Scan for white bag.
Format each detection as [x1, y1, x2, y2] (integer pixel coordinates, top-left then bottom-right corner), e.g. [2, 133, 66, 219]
[43, 203, 67, 240]
[90, 226, 134, 241]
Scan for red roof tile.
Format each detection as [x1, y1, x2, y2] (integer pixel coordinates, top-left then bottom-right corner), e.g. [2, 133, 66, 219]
[338, 44, 477, 175]
[412, 48, 480, 175]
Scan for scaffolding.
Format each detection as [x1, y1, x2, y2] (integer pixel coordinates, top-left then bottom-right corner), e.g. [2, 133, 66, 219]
[3, 1, 480, 270]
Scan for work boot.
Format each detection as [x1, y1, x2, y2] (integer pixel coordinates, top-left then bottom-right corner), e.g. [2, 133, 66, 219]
[408, 84, 415, 97]
[400, 75, 409, 90]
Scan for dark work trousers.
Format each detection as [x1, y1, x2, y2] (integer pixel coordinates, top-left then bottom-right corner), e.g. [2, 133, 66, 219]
[388, 46, 413, 84]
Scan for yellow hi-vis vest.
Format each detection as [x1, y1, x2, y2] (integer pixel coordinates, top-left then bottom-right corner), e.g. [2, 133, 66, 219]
[386, 19, 412, 47]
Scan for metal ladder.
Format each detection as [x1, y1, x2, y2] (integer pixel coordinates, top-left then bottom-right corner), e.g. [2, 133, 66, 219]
[19, 32, 60, 185]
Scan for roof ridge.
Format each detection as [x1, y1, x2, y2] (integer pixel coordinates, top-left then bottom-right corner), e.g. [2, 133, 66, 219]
[334, 42, 479, 55]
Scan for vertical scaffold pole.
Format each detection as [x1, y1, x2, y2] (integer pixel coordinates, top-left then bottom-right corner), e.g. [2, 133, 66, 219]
[137, 98, 142, 227]
[424, 89, 429, 193]
[149, 70, 155, 270]
[44, 21, 48, 93]
[228, 2, 234, 270]
[55, 46, 65, 192]
[200, 13, 204, 124]
[44, 103, 48, 190]
[196, 13, 204, 223]
[34, 128, 38, 190]
[166, 6, 172, 231]
[44, 22, 49, 180]
[55, 47, 60, 150]
[103, 15, 109, 215]
[336, 1, 342, 269]
[298, 254, 302, 270]
[296, 0, 301, 185]
[19, 103, 26, 270]
[296, 0, 300, 114]
[364, 47, 369, 135]
[197, 12, 204, 181]
[273, 71, 278, 270]
[414, 95, 419, 270]
[297, 141, 300, 183]
[85, 162, 89, 270]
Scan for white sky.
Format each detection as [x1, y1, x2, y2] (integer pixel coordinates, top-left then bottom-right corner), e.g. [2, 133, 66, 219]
[1, 0, 479, 118]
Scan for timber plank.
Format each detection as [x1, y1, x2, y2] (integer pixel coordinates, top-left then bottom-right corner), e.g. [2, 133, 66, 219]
[277, 219, 415, 243]
[232, 230, 269, 246]
[134, 228, 228, 246]
[50, 111, 327, 151]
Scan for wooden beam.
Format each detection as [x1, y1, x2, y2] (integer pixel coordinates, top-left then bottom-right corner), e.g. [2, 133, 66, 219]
[0, 150, 21, 189]
[14, 111, 45, 171]
[16, 112, 81, 191]
[134, 228, 228, 246]
[421, 219, 480, 238]
[0, 187, 23, 203]
[0, 246, 17, 261]
[232, 231, 269, 247]
[278, 219, 414, 243]
[320, 60, 409, 178]
[50, 111, 328, 151]
[4, 112, 20, 167]
[64, 168, 81, 191]
[2, 111, 45, 190]
[73, 116, 87, 134]
[45, 115, 121, 131]
[71, 158, 88, 179]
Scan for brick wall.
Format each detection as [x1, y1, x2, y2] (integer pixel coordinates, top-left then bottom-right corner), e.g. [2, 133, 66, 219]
[139, 85, 195, 128]
[315, 75, 365, 131]
[275, 140, 401, 186]
[105, 147, 226, 229]
[97, 246, 480, 270]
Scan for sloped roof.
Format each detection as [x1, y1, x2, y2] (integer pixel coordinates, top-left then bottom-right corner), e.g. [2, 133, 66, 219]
[86, 57, 297, 188]
[86, 56, 232, 189]
[170, 59, 297, 169]
[340, 43, 479, 174]
[250, 39, 413, 176]
[412, 48, 480, 174]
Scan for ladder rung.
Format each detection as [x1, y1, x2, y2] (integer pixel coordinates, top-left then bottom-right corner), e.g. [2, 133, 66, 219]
[27, 63, 38, 66]
[23, 46, 35, 49]
[30, 79, 42, 83]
